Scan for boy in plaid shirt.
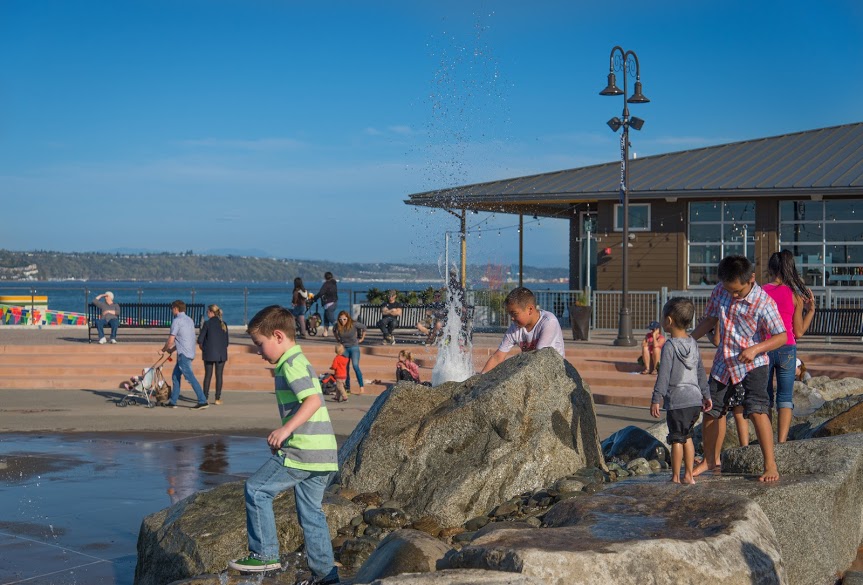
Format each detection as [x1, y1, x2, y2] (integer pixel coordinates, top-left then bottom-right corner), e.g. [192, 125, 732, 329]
[690, 256, 787, 482]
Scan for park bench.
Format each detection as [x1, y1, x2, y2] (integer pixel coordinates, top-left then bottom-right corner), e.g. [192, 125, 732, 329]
[805, 308, 863, 342]
[87, 302, 206, 343]
[355, 304, 474, 340]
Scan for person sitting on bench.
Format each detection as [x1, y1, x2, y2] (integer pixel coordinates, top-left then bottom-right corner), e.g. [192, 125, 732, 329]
[377, 290, 402, 345]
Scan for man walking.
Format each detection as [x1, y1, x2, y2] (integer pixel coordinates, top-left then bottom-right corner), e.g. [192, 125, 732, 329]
[161, 300, 209, 410]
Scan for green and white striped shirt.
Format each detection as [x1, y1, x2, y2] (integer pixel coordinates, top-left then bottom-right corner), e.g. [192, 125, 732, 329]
[274, 345, 339, 472]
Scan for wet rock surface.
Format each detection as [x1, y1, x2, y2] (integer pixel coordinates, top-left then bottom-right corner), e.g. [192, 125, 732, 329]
[352, 529, 451, 584]
[601, 425, 669, 464]
[338, 349, 605, 527]
[448, 481, 785, 585]
[136, 482, 360, 585]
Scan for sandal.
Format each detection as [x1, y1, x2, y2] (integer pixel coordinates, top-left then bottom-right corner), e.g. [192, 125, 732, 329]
[640, 369, 651, 375]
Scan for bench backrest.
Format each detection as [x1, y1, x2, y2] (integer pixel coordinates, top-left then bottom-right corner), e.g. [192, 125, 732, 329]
[88, 303, 206, 328]
[806, 308, 863, 337]
[355, 304, 474, 328]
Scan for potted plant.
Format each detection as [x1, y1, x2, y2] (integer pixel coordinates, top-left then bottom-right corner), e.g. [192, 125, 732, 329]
[569, 290, 591, 341]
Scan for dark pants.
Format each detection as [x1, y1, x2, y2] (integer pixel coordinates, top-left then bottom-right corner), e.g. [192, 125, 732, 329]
[95, 318, 119, 340]
[396, 368, 419, 383]
[323, 303, 336, 328]
[378, 316, 398, 336]
[203, 361, 225, 400]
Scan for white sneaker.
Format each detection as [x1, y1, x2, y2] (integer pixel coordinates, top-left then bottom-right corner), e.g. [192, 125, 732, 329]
[98, 337, 107, 344]
[110, 339, 117, 344]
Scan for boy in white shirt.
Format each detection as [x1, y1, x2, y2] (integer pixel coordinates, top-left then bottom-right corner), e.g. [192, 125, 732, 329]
[481, 287, 565, 373]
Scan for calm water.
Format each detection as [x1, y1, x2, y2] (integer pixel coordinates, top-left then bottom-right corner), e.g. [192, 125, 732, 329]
[0, 280, 570, 326]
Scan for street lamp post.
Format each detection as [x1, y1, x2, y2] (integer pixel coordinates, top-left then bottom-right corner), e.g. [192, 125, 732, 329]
[600, 46, 649, 347]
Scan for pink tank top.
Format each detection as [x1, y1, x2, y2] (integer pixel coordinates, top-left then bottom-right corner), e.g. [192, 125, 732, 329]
[762, 283, 796, 345]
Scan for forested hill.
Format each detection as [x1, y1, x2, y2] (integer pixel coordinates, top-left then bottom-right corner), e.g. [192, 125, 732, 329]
[0, 250, 567, 283]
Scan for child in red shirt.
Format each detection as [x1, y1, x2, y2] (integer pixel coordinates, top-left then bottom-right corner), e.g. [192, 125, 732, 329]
[330, 344, 350, 402]
[396, 350, 420, 383]
[640, 321, 666, 375]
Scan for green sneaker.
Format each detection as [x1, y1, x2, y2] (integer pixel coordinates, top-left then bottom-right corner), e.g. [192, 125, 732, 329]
[228, 556, 282, 572]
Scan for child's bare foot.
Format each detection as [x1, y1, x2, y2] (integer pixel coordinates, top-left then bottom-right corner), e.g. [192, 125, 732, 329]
[671, 475, 681, 484]
[692, 459, 718, 477]
[683, 473, 696, 484]
[759, 467, 780, 482]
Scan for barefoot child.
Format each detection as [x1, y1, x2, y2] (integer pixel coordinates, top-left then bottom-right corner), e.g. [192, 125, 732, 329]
[229, 306, 340, 584]
[329, 344, 350, 402]
[649, 298, 712, 484]
[690, 255, 787, 482]
[396, 350, 420, 383]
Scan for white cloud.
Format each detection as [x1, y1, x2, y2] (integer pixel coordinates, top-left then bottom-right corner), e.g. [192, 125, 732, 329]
[364, 127, 383, 136]
[388, 125, 414, 135]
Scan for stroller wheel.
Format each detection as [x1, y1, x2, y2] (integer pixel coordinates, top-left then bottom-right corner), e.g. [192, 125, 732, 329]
[116, 399, 127, 407]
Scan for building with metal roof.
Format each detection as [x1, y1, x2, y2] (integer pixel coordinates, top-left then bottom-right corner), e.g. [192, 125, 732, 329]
[405, 122, 863, 292]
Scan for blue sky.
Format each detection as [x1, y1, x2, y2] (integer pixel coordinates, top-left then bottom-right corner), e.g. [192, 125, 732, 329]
[2, 1, 862, 269]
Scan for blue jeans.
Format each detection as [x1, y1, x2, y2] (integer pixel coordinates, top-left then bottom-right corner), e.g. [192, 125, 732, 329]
[95, 318, 118, 340]
[170, 354, 207, 405]
[343, 344, 364, 390]
[767, 344, 796, 410]
[323, 303, 336, 328]
[244, 453, 337, 580]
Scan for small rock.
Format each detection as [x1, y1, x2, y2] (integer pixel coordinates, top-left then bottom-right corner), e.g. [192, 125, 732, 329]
[352, 492, 383, 508]
[525, 516, 542, 527]
[380, 499, 403, 509]
[648, 459, 662, 472]
[555, 491, 586, 502]
[364, 525, 384, 538]
[331, 535, 348, 550]
[411, 515, 443, 537]
[453, 531, 476, 544]
[438, 526, 466, 541]
[338, 537, 379, 571]
[625, 457, 652, 476]
[336, 486, 358, 501]
[582, 482, 603, 494]
[350, 515, 364, 527]
[492, 501, 520, 518]
[364, 507, 410, 529]
[464, 515, 490, 532]
[553, 478, 585, 493]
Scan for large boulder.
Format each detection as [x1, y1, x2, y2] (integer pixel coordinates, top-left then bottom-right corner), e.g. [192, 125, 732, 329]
[788, 394, 863, 440]
[812, 401, 863, 437]
[338, 349, 605, 528]
[808, 377, 863, 402]
[370, 570, 544, 584]
[446, 481, 786, 585]
[135, 482, 361, 585]
[721, 434, 863, 585]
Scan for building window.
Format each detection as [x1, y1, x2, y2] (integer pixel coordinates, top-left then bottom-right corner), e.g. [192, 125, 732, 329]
[779, 199, 863, 287]
[613, 203, 650, 232]
[688, 201, 755, 287]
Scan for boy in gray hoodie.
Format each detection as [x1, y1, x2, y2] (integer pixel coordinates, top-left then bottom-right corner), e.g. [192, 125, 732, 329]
[650, 298, 712, 484]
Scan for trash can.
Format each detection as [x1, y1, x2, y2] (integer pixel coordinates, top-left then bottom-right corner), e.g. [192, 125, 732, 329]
[569, 304, 591, 341]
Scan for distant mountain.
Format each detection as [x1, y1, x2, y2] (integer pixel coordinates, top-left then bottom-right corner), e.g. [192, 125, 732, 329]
[0, 249, 568, 283]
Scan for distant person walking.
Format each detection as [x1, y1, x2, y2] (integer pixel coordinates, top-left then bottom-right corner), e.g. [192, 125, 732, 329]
[291, 277, 310, 338]
[315, 272, 339, 337]
[160, 300, 209, 410]
[198, 304, 229, 405]
[93, 291, 120, 344]
[762, 249, 816, 443]
[333, 310, 366, 395]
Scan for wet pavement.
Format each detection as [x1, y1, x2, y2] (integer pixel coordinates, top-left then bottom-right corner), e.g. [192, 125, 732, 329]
[0, 402, 656, 585]
[0, 432, 266, 585]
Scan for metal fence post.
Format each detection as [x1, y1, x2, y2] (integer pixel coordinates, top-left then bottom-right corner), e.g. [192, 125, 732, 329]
[243, 288, 249, 325]
[660, 286, 668, 321]
[826, 287, 833, 309]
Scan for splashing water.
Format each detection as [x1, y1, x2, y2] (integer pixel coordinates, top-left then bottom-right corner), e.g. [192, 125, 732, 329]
[431, 272, 474, 386]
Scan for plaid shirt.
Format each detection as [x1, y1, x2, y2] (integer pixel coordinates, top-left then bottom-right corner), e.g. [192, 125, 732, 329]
[705, 282, 785, 384]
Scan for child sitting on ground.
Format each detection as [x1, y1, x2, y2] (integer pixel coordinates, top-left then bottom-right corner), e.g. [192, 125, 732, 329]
[795, 358, 812, 383]
[396, 350, 420, 383]
[640, 320, 666, 374]
[649, 298, 712, 484]
[329, 344, 350, 402]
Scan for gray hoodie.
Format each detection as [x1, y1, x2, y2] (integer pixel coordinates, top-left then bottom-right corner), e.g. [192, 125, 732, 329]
[651, 336, 709, 410]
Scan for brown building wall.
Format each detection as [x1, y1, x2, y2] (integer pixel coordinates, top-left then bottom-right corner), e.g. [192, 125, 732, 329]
[595, 200, 687, 291]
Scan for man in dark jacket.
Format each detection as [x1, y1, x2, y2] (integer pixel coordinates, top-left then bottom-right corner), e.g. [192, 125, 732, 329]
[315, 272, 339, 337]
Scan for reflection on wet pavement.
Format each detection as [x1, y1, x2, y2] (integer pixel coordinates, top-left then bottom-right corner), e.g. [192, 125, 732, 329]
[0, 432, 268, 585]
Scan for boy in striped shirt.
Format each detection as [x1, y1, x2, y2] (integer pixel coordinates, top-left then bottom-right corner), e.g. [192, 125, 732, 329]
[690, 256, 787, 483]
[229, 305, 340, 585]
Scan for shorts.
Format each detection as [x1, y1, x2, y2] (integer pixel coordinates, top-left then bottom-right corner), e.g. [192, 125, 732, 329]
[666, 406, 702, 444]
[707, 365, 770, 419]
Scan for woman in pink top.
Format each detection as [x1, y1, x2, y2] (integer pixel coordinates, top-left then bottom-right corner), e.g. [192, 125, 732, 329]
[762, 250, 815, 443]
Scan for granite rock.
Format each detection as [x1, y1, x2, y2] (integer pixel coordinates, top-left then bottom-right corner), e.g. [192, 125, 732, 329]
[338, 349, 605, 527]
[352, 529, 452, 584]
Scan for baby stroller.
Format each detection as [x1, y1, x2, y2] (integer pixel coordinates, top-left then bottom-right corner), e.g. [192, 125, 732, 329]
[304, 298, 322, 336]
[116, 353, 172, 408]
[319, 373, 337, 395]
